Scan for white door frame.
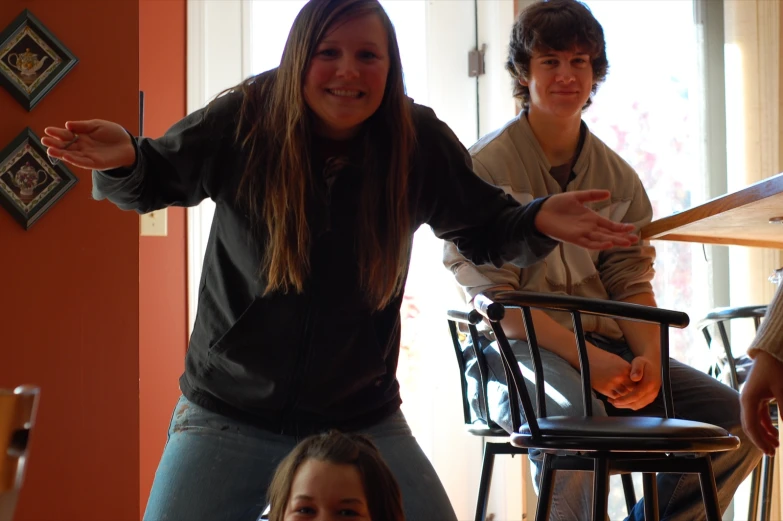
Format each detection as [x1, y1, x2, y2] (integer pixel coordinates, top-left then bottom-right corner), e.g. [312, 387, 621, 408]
[186, 0, 252, 332]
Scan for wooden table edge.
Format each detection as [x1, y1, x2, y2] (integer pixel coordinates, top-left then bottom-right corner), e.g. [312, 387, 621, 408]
[641, 172, 783, 242]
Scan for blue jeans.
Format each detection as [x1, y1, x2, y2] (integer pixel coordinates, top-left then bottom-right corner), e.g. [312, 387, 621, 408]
[143, 396, 457, 521]
[476, 337, 762, 521]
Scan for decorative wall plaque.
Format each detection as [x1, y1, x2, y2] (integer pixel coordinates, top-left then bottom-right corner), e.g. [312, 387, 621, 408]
[0, 10, 78, 111]
[0, 128, 78, 229]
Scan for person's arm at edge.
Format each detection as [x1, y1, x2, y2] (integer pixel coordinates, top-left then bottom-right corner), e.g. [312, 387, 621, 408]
[747, 282, 783, 362]
[742, 283, 783, 454]
[92, 90, 243, 214]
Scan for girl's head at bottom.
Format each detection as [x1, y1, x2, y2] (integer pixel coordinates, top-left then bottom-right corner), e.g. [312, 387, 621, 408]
[267, 430, 405, 521]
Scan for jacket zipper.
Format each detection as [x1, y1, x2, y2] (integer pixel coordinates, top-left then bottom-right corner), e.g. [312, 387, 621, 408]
[278, 290, 316, 435]
[559, 243, 573, 295]
[279, 173, 331, 435]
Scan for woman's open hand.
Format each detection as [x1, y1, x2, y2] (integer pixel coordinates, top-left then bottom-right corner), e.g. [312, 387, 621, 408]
[535, 190, 638, 249]
[41, 119, 136, 171]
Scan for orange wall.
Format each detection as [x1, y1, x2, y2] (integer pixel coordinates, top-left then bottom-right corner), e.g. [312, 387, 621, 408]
[0, 1, 140, 520]
[138, 0, 188, 516]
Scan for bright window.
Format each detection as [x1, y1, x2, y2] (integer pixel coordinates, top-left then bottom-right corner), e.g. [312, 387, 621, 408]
[250, 1, 306, 74]
[583, 2, 748, 518]
[584, 0, 711, 369]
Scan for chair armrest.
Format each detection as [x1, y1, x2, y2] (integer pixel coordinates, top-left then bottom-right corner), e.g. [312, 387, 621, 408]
[446, 309, 482, 325]
[445, 309, 497, 430]
[696, 305, 768, 336]
[476, 290, 689, 329]
[472, 290, 689, 433]
[696, 304, 768, 391]
[699, 305, 768, 324]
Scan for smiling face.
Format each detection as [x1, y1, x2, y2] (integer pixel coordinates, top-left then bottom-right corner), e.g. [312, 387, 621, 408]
[284, 459, 371, 521]
[522, 48, 594, 123]
[303, 14, 390, 140]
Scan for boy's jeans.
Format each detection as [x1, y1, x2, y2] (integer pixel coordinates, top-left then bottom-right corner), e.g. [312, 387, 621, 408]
[476, 336, 761, 521]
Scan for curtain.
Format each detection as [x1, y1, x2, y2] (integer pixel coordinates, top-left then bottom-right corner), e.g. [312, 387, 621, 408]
[724, 2, 782, 517]
[724, 0, 782, 308]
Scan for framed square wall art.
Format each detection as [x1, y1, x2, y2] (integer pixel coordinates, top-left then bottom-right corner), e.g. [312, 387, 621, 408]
[0, 128, 78, 230]
[0, 10, 78, 111]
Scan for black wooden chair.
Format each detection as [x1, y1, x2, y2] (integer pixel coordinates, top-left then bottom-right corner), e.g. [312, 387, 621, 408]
[472, 290, 740, 521]
[446, 309, 638, 521]
[698, 305, 775, 521]
[447, 309, 530, 521]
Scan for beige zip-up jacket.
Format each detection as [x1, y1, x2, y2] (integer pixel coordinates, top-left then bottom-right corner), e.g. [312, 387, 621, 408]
[443, 112, 656, 339]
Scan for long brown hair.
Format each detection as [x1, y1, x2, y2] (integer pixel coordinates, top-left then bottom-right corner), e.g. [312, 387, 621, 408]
[267, 430, 405, 521]
[234, 0, 414, 311]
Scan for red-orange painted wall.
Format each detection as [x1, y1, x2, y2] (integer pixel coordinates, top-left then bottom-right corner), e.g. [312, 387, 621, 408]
[0, 1, 140, 520]
[138, 0, 188, 516]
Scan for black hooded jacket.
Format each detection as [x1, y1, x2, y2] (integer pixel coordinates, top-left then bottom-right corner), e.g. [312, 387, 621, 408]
[93, 72, 557, 435]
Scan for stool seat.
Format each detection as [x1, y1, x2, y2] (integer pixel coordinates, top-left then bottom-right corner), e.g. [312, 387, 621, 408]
[516, 416, 739, 453]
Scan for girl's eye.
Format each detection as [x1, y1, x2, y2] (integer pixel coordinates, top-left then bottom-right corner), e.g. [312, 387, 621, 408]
[358, 51, 378, 60]
[296, 507, 316, 514]
[338, 509, 360, 516]
[318, 49, 339, 57]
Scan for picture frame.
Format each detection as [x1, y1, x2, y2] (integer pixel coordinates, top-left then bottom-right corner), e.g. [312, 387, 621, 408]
[0, 10, 78, 111]
[0, 128, 78, 230]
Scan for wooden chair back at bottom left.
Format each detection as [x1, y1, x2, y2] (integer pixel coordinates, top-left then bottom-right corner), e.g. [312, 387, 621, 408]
[0, 385, 40, 521]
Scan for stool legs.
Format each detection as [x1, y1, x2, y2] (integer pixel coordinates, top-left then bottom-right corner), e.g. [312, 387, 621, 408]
[475, 444, 496, 521]
[474, 442, 528, 521]
[745, 440, 776, 521]
[748, 463, 761, 521]
[697, 457, 722, 521]
[621, 473, 637, 514]
[759, 453, 775, 521]
[642, 473, 659, 521]
[591, 458, 610, 521]
[535, 453, 556, 521]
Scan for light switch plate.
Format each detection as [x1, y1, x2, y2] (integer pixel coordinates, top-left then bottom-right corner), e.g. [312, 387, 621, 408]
[140, 209, 168, 237]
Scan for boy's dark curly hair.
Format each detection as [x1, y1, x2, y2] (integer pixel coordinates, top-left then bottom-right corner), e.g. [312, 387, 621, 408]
[506, 0, 609, 110]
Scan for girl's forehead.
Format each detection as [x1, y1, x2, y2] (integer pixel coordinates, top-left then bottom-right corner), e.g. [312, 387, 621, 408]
[321, 13, 384, 38]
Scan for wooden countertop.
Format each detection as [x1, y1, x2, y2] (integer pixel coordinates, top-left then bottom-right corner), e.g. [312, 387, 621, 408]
[641, 172, 783, 248]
